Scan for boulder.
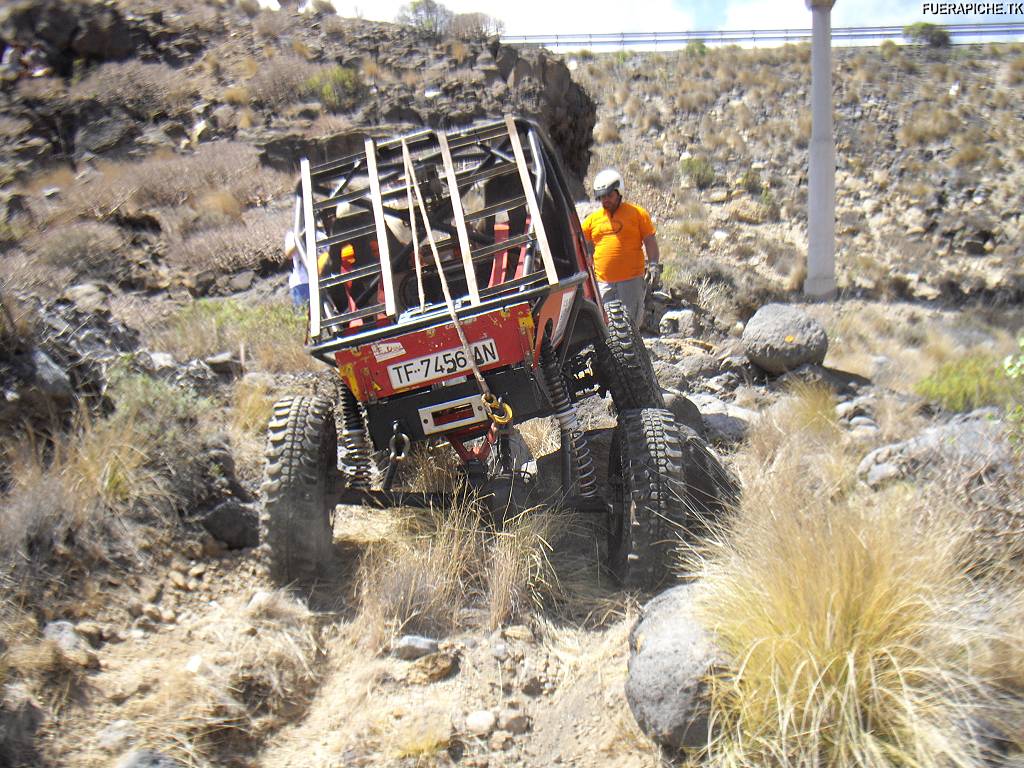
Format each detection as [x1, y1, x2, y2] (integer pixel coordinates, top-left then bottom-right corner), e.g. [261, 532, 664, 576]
[662, 389, 706, 438]
[199, 501, 258, 549]
[688, 393, 756, 446]
[659, 309, 699, 337]
[741, 304, 828, 374]
[392, 635, 439, 660]
[626, 584, 719, 750]
[0, 685, 43, 767]
[857, 409, 1012, 489]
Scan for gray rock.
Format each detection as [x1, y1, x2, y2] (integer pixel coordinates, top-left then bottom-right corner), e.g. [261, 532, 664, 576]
[392, 635, 439, 660]
[653, 360, 689, 391]
[498, 709, 531, 735]
[62, 282, 111, 313]
[626, 584, 718, 750]
[662, 389, 706, 438]
[0, 684, 43, 766]
[857, 409, 1011, 488]
[688, 394, 755, 445]
[204, 351, 243, 378]
[848, 416, 877, 429]
[675, 352, 720, 380]
[97, 719, 137, 753]
[465, 710, 497, 736]
[199, 501, 258, 549]
[741, 304, 828, 374]
[227, 270, 256, 293]
[42, 621, 90, 654]
[660, 309, 698, 337]
[30, 350, 74, 404]
[113, 749, 184, 768]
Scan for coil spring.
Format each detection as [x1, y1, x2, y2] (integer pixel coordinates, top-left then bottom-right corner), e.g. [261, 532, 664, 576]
[339, 385, 371, 490]
[540, 341, 597, 497]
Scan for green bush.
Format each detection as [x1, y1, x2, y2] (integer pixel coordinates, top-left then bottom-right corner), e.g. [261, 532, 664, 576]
[681, 156, 715, 190]
[740, 169, 762, 195]
[303, 66, 365, 112]
[914, 353, 1017, 412]
[685, 39, 708, 59]
[903, 22, 951, 48]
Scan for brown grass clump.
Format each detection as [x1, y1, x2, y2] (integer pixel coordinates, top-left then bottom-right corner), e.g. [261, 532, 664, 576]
[898, 106, 958, 146]
[167, 205, 289, 273]
[70, 61, 198, 119]
[248, 55, 320, 108]
[690, 384, 1013, 766]
[23, 221, 126, 282]
[145, 298, 314, 373]
[54, 143, 291, 222]
[593, 120, 620, 144]
[351, 494, 569, 648]
[127, 590, 322, 763]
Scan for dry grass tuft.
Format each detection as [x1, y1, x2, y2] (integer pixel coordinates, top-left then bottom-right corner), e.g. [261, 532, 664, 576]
[127, 590, 322, 763]
[691, 387, 1018, 766]
[144, 298, 315, 374]
[70, 61, 198, 119]
[486, 507, 566, 629]
[354, 498, 486, 649]
[53, 143, 290, 222]
[351, 491, 569, 647]
[24, 221, 126, 282]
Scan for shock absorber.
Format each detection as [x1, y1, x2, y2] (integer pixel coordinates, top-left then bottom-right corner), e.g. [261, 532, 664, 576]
[339, 384, 372, 490]
[540, 340, 597, 497]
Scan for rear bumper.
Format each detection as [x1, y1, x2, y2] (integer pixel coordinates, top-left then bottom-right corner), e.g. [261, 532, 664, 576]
[364, 364, 549, 449]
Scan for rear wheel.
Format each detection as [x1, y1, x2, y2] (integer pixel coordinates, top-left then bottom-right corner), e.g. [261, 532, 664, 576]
[608, 408, 737, 591]
[260, 396, 338, 586]
[593, 299, 664, 412]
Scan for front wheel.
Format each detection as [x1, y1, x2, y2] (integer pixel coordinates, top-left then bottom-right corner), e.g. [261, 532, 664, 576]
[260, 396, 338, 587]
[593, 298, 664, 412]
[608, 408, 738, 591]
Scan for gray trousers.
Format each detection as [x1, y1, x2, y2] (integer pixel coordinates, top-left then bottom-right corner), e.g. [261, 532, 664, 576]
[598, 276, 646, 327]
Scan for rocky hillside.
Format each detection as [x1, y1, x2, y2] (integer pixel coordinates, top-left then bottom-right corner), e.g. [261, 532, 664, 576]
[575, 42, 1024, 307]
[1, 3, 1023, 768]
[0, 0, 594, 302]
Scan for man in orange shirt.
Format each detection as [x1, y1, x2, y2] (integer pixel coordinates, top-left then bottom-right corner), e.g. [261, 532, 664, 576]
[581, 168, 661, 327]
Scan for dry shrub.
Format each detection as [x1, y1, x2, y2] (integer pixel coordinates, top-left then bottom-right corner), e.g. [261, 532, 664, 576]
[0, 116, 30, 141]
[593, 120, 620, 144]
[353, 496, 567, 648]
[167, 205, 290, 272]
[222, 85, 251, 105]
[254, 9, 291, 39]
[898, 106, 958, 145]
[1, 374, 212, 583]
[692, 389, 1016, 766]
[145, 298, 314, 374]
[70, 61, 197, 119]
[24, 221, 126, 282]
[248, 55, 319, 107]
[57, 143, 291, 221]
[1008, 55, 1024, 85]
[485, 508, 566, 629]
[128, 590, 322, 763]
[354, 499, 486, 649]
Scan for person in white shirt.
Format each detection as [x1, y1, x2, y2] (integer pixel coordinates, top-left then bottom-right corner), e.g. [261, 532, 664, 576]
[284, 231, 309, 307]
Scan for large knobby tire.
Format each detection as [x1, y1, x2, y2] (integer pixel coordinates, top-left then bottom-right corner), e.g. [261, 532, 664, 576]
[260, 396, 338, 587]
[593, 298, 664, 412]
[608, 408, 738, 591]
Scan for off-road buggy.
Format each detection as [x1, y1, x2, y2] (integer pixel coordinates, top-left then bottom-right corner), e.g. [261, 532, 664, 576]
[262, 115, 736, 591]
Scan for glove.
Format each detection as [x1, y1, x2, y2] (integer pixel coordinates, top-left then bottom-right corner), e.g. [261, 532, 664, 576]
[645, 262, 663, 289]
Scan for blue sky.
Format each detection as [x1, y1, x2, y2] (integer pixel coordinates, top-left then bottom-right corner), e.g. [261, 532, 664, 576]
[302, 0, 1024, 38]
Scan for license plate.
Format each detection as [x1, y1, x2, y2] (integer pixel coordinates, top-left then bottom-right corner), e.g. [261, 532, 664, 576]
[388, 339, 499, 389]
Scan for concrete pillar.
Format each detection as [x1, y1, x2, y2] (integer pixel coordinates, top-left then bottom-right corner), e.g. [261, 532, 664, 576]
[804, 0, 837, 299]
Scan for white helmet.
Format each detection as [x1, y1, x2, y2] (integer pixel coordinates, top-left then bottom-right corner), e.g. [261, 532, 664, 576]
[593, 168, 624, 200]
